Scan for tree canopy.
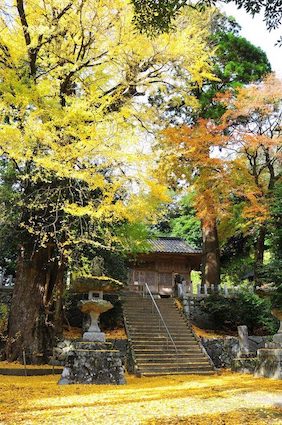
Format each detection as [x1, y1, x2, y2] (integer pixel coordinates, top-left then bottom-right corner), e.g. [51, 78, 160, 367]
[131, 0, 282, 44]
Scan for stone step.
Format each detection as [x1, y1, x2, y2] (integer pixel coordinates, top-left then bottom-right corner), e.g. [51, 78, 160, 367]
[141, 370, 214, 376]
[124, 309, 183, 320]
[125, 320, 189, 327]
[133, 348, 203, 354]
[128, 328, 192, 334]
[131, 339, 198, 344]
[134, 353, 204, 358]
[138, 361, 211, 368]
[127, 327, 192, 333]
[131, 338, 198, 344]
[131, 340, 197, 346]
[130, 336, 196, 341]
[137, 361, 211, 367]
[124, 312, 181, 316]
[139, 366, 212, 373]
[122, 294, 214, 376]
[132, 345, 200, 351]
[128, 331, 193, 338]
[124, 310, 182, 316]
[133, 351, 203, 357]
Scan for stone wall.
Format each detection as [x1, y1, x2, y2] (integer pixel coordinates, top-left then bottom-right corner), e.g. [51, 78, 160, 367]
[58, 341, 125, 385]
[201, 336, 271, 369]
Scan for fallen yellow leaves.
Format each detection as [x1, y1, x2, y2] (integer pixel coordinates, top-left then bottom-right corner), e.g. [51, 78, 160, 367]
[191, 325, 229, 339]
[105, 328, 127, 340]
[0, 361, 61, 370]
[0, 372, 281, 425]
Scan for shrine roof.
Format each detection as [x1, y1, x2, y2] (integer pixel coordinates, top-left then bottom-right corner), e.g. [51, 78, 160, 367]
[148, 237, 201, 255]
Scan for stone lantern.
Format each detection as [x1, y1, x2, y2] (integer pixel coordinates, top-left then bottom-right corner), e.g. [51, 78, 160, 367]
[58, 275, 125, 385]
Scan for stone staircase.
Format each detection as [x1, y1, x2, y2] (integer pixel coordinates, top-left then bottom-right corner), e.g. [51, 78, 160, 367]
[122, 292, 214, 376]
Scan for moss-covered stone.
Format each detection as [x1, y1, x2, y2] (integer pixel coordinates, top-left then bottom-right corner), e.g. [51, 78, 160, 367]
[72, 275, 124, 293]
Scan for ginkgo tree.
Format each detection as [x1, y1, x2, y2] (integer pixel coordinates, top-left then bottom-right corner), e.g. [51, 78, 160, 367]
[0, 0, 215, 361]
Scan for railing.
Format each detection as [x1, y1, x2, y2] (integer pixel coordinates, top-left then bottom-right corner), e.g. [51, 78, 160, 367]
[128, 281, 251, 299]
[143, 282, 179, 370]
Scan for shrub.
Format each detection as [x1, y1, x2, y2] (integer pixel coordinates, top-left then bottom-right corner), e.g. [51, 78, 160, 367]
[199, 291, 277, 334]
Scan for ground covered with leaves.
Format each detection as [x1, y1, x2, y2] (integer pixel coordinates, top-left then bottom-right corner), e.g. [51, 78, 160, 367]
[0, 372, 281, 424]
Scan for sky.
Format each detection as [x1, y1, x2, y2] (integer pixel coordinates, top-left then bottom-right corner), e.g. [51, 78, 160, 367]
[220, 3, 282, 76]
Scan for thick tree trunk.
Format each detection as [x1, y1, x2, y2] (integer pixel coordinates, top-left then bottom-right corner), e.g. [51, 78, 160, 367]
[201, 219, 220, 290]
[53, 261, 65, 339]
[6, 243, 65, 363]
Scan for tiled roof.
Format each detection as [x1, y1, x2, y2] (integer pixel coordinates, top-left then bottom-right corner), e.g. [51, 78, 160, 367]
[148, 237, 201, 254]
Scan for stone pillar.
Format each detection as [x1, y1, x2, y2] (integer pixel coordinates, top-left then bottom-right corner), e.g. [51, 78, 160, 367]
[182, 281, 190, 317]
[182, 281, 187, 297]
[237, 325, 251, 357]
[272, 309, 282, 346]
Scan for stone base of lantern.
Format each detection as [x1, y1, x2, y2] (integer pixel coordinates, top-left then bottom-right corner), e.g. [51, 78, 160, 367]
[82, 331, 106, 342]
[58, 341, 126, 385]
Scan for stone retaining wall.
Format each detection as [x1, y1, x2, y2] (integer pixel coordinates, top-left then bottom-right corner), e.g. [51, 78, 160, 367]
[200, 336, 271, 368]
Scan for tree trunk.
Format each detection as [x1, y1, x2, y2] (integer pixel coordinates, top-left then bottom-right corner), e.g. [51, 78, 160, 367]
[6, 243, 64, 363]
[53, 261, 65, 339]
[254, 224, 266, 284]
[201, 218, 220, 290]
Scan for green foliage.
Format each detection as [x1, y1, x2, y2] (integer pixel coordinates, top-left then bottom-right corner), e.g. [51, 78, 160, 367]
[220, 233, 254, 286]
[199, 26, 271, 119]
[171, 215, 202, 248]
[152, 194, 202, 249]
[199, 291, 276, 334]
[149, 11, 270, 125]
[257, 182, 282, 308]
[115, 222, 151, 255]
[171, 195, 202, 248]
[221, 258, 254, 287]
[212, 32, 271, 82]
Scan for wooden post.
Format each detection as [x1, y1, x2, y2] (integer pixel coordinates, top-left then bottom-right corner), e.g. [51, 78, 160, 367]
[204, 284, 208, 296]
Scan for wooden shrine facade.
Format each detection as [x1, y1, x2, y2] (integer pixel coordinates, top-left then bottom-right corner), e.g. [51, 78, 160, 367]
[128, 237, 202, 296]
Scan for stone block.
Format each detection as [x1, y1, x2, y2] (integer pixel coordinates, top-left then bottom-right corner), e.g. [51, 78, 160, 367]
[255, 348, 282, 380]
[58, 341, 125, 385]
[231, 357, 258, 374]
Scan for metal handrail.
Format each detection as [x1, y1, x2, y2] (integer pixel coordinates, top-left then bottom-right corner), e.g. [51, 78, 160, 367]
[143, 282, 179, 370]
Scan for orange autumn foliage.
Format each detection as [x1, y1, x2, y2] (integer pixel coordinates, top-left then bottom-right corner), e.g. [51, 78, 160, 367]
[161, 119, 231, 227]
[160, 74, 282, 233]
